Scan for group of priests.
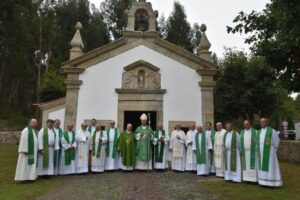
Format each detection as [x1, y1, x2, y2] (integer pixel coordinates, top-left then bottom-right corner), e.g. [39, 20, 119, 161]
[15, 114, 282, 187]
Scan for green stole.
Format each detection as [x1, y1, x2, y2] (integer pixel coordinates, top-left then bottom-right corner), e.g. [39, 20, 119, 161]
[223, 131, 237, 172]
[88, 126, 94, 135]
[135, 126, 152, 161]
[106, 128, 118, 158]
[195, 131, 207, 164]
[154, 130, 165, 163]
[64, 131, 75, 165]
[27, 126, 36, 165]
[92, 130, 103, 158]
[240, 128, 257, 170]
[54, 128, 63, 167]
[208, 130, 215, 166]
[43, 127, 56, 168]
[257, 127, 273, 172]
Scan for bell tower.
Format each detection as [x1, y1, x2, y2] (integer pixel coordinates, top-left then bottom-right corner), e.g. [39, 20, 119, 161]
[124, 0, 158, 33]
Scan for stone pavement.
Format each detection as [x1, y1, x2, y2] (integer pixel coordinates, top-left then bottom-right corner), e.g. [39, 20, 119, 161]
[36, 171, 219, 200]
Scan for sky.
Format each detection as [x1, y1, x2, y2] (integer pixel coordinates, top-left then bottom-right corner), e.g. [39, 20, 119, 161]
[90, 0, 270, 58]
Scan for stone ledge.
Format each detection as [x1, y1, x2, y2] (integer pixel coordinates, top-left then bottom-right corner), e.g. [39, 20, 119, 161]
[115, 88, 167, 94]
[0, 131, 21, 144]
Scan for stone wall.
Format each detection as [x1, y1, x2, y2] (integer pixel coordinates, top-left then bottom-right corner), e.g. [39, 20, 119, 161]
[277, 140, 300, 163]
[0, 131, 21, 145]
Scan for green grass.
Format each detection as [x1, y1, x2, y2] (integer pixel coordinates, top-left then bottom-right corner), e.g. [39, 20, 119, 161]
[202, 161, 300, 200]
[0, 145, 61, 200]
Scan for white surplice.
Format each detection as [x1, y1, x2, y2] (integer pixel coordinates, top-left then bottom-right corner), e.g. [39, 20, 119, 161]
[90, 131, 107, 172]
[15, 127, 38, 181]
[192, 132, 212, 175]
[242, 128, 258, 182]
[257, 127, 282, 187]
[105, 128, 119, 170]
[60, 131, 77, 175]
[75, 129, 91, 174]
[153, 130, 170, 169]
[214, 129, 226, 177]
[170, 130, 186, 171]
[185, 129, 197, 171]
[206, 129, 215, 173]
[37, 128, 59, 176]
[224, 131, 242, 182]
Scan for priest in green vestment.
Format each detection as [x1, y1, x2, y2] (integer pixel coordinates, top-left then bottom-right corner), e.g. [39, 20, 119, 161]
[118, 123, 136, 171]
[135, 113, 154, 170]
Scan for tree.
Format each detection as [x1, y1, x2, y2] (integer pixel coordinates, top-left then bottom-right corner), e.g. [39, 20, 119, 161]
[165, 1, 193, 52]
[214, 49, 278, 123]
[100, 0, 133, 39]
[227, 0, 300, 92]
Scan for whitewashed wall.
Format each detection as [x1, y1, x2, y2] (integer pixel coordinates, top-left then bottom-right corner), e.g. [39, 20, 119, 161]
[48, 108, 65, 129]
[76, 45, 202, 130]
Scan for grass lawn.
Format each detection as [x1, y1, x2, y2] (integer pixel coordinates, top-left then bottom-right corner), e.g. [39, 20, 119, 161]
[0, 145, 61, 200]
[201, 162, 300, 200]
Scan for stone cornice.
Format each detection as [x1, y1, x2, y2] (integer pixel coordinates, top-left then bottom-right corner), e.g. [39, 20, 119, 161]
[123, 60, 160, 72]
[199, 81, 216, 88]
[197, 69, 219, 76]
[38, 98, 66, 111]
[115, 88, 166, 94]
[62, 67, 85, 74]
[65, 80, 83, 86]
[122, 31, 160, 38]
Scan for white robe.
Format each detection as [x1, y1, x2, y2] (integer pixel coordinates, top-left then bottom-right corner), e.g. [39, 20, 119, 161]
[257, 128, 282, 187]
[153, 130, 170, 169]
[224, 131, 242, 183]
[54, 127, 63, 175]
[192, 132, 212, 175]
[90, 131, 107, 172]
[105, 128, 119, 170]
[75, 129, 91, 174]
[214, 129, 226, 177]
[15, 127, 38, 181]
[185, 130, 197, 171]
[169, 130, 186, 171]
[60, 131, 77, 175]
[37, 128, 59, 176]
[135, 126, 153, 170]
[206, 130, 215, 173]
[242, 128, 258, 182]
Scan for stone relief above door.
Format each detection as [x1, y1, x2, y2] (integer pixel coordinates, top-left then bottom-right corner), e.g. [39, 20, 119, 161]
[122, 60, 161, 89]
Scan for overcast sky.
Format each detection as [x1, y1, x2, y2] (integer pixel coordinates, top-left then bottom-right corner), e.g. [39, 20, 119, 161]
[90, 0, 270, 58]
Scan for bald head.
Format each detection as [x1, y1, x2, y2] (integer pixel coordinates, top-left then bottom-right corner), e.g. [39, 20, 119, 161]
[196, 125, 202, 132]
[260, 118, 268, 128]
[127, 123, 133, 132]
[225, 122, 233, 132]
[29, 119, 38, 129]
[243, 120, 251, 130]
[81, 122, 88, 130]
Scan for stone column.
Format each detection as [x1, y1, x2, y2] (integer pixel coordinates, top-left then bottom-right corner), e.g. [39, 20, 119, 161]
[63, 67, 85, 130]
[197, 69, 217, 126]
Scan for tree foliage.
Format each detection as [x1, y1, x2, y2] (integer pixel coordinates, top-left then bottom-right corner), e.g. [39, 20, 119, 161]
[227, 0, 300, 92]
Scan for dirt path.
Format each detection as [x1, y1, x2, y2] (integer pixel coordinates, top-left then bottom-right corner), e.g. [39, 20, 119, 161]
[36, 171, 218, 200]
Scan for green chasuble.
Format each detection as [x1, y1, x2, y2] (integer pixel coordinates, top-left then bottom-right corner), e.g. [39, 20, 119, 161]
[240, 128, 257, 170]
[135, 126, 153, 161]
[118, 131, 136, 166]
[64, 131, 75, 165]
[195, 131, 207, 164]
[257, 127, 273, 172]
[223, 131, 238, 172]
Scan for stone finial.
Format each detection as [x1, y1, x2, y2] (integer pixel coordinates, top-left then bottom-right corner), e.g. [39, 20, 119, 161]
[197, 24, 212, 61]
[69, 22, 84, 60]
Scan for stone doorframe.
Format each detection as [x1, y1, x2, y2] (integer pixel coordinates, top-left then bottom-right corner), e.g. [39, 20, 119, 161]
[115, 89, 166, 132]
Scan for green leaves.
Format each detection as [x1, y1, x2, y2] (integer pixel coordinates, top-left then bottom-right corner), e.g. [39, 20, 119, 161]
[227, 0, 300, 92]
